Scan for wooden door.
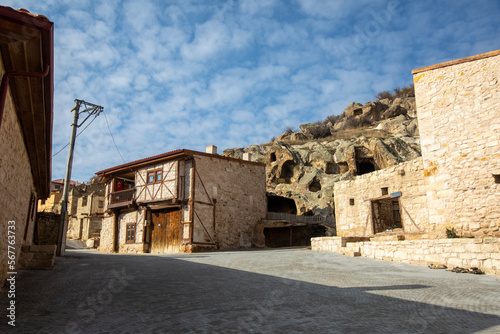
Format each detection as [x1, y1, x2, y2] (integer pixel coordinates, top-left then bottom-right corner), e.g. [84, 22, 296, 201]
[151, 210, 181, 253]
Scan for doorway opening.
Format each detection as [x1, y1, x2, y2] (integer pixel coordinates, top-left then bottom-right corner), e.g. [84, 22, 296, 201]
[371, 197, 402, 234]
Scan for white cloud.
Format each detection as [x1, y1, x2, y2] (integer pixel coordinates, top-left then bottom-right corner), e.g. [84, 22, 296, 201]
[4, 0, 499, 181]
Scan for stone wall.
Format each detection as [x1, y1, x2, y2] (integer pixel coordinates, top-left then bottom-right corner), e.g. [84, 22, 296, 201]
[312, 236, 499, 275]
[193, 154, 267, 249]
[118, 209, 145, 253]
[413, 51, 500, 238]
[0, 63, 37, 288]
[334, 158, 429, 236]
[36, 213, 61, 245]
[99, 215, 114, 253]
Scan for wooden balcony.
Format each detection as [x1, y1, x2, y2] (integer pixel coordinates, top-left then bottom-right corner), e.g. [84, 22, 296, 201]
[107, 189, 135, 209]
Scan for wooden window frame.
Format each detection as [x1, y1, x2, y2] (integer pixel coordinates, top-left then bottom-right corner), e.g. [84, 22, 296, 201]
[126, 223, 136, 244]
[147, 168, 163, 184]
[155, 170, 163, 183]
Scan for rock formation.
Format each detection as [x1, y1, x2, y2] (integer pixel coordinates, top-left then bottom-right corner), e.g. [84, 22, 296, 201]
[223, 96, 421, 231]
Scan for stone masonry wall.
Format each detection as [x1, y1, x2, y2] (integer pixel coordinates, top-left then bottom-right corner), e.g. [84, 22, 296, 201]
[334, 158, 429, 236]
[193, 154, 267, 249]
[118, 209, 145, 253]
[312, 236, 500, 275]
[0, 63, 37, 288]
[413, 52, 500, 238]
[37, 213, 61, 245]
[99, 215, 114, 253]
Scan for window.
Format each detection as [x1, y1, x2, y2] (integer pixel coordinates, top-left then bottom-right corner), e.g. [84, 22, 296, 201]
[126, 223, 136, 243]
[494, 174, 500, 184]
[147, 169, 163, 184]
[155, 170, 163, 182]
[82, 196, 88, 206]
[41, 199, 46, 205]
[98, 200, 104, 208]
[349, 198, 355, 206]
[381, 187, 389, 196]
[147, 172, 155, 184]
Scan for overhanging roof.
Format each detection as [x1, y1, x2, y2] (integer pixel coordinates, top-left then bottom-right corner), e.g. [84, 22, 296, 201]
[0, 6, 54, 197]
[95, 149, 265, 177]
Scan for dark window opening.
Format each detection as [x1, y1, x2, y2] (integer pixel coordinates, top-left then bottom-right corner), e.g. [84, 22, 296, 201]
[270, 152, 277, 162]
[372, 198, 402, 234]
[356, 160, 376, 175]
[309, 179, 322, 192]
[494, 174, 500, 184]
[349, 198, 355, 206]
[82, 196, 88, 207]
[41, 199, 46, 205]
[264, 225, 326, 248]
[280, 160, 295, 180]
[324, 162, 339, 175]
[268, 196, 297, 214]
[354, 109, 362, 116]
[98, 200, 104, 208]
[381, 187, 389, 196]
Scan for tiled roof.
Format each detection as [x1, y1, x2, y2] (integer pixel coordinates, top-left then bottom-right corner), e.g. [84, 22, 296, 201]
[95, 149, 186, 175]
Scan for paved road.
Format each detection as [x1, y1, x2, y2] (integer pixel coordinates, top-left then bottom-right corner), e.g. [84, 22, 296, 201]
[1, 248, 500, 333]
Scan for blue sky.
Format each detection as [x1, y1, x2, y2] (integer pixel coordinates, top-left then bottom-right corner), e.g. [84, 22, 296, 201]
[5, 0, 500, 182]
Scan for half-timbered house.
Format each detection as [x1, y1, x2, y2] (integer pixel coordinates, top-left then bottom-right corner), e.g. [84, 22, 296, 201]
[95, 146, 266, 253]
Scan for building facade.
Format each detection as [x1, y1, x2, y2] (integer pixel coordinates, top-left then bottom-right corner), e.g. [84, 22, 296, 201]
[0, 6, 54, 286]
[96, 147, 266, 253]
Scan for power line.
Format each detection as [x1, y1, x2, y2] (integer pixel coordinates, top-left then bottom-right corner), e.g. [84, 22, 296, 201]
[51, 112, 100, 158]
[103, 110, 126, 163]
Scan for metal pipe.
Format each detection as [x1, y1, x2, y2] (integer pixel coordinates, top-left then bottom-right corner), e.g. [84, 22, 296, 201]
[0, 65, 50, 130]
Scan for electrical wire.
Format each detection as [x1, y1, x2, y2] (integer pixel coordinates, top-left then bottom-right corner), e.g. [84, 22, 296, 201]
[103, 110, 126, 163]
[51, 113, 100, 158]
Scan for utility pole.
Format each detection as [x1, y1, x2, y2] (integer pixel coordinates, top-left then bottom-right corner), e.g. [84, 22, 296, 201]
[56, 99, 104, 256]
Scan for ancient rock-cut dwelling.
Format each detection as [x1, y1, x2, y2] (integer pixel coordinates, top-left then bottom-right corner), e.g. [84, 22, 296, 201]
[95, 146, 266, 253]
[313, 50, 500, 275]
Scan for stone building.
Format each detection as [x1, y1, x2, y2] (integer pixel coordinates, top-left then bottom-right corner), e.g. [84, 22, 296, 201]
[38, 179, 81, 214]
[95, 146, 266, 253]
[313, 50, 500, 274]
[413, 50, 500, 238]
[0, 6, 54, 286]
[66, 181, 105, 242]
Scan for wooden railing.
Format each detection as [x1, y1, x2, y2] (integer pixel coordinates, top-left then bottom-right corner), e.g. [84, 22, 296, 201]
[266, 212, 335, 225]
[109, 188, 135, 205]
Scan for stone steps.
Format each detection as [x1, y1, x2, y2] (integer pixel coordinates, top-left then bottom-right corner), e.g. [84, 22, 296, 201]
[17, 245, 57, 270]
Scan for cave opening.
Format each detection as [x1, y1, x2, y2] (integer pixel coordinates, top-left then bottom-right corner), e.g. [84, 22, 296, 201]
[280, 160, 295, 180]
[267, 196, 297, 214]
[356, 159, 376, 175]
[309, 179, 322, 192]
[324, 162, 339, 175]
[264, 224, 327, 248]
[270, 152, 277, 162]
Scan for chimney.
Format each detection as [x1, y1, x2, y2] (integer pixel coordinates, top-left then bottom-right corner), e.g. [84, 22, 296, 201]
[206, 145, 217, 154]
[243, 152, 252, 161]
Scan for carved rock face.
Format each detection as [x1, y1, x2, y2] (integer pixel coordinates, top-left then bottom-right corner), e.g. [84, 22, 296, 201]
[222, 97, 421, 225]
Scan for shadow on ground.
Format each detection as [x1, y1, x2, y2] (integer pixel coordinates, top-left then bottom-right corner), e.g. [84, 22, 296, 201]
[1, 250, 499, 333]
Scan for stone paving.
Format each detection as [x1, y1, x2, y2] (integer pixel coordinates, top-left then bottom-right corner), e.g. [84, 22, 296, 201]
[1, 247, 500, 333]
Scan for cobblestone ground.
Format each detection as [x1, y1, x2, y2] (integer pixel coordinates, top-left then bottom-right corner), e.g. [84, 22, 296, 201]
[1, 248, 500, 333]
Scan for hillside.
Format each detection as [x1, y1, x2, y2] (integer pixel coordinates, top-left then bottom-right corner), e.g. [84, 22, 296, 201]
[223, 93, 421, 226]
